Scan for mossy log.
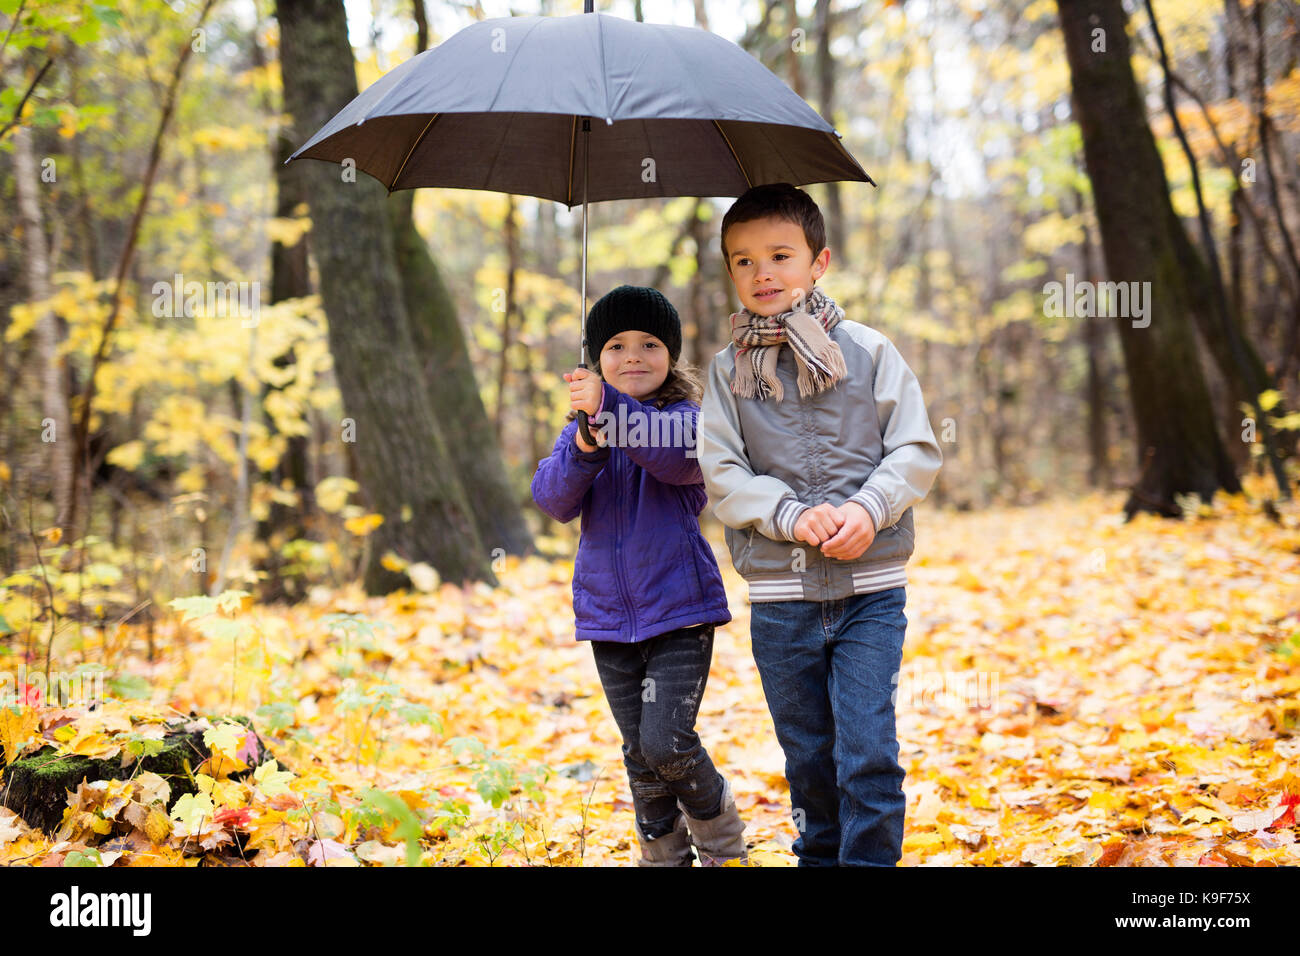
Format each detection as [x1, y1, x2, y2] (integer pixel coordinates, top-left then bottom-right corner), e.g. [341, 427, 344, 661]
[0, 714, 276, 835]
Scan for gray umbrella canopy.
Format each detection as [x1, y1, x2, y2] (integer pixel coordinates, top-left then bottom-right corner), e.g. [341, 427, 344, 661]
[284, 11, 873, 204]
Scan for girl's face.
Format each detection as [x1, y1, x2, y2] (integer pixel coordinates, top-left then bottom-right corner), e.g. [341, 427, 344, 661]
[599, 331, 670, 401]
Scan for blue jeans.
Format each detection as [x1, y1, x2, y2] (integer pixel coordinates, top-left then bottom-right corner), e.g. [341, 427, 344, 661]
[590, 625, 727, 839]
[749, 587, 908, 866]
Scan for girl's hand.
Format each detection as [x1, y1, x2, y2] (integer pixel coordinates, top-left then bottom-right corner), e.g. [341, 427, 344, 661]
[573, 428, 604, 453]
[564, 368, 603, 417]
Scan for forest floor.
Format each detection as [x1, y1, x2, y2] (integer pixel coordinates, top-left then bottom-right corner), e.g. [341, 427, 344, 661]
[2, 479, 1299, 866]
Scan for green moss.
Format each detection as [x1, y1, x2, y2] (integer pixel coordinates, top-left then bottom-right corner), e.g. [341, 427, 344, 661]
[27, 753, 96, 779]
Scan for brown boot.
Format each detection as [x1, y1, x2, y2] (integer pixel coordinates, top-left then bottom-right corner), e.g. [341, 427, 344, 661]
[681, 780, 748, 866]
[634, 813, 695, 866]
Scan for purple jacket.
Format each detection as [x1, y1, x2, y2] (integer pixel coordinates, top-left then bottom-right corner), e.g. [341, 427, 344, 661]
[531, 382, 732, 643]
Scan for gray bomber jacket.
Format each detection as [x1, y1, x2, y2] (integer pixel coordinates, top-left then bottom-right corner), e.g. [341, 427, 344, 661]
[698, 319, 943, 603]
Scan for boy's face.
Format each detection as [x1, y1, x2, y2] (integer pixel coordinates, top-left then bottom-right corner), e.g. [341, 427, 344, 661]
[599, 331, 670, 401]
[724, 216, 830, 317]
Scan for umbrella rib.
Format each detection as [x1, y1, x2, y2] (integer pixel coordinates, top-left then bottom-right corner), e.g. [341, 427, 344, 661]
[486, 17, 548, 113]
[712, 120, 752, 189]
[658, 25, 750, 190]
[567, 115, 577, 207]
[595, 13, 611, 120]
[390, 113, 441, 191]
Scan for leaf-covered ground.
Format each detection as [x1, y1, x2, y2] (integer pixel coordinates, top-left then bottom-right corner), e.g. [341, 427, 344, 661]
[2, 483, 1298, 865]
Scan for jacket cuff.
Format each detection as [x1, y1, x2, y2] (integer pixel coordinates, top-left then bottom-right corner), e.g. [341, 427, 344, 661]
[774, 496, 810, 541]
[849, 485, 890, 532]
[596, 381, 615, 417]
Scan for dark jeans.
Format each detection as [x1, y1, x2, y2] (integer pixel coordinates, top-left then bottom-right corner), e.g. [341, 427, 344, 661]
[749, 586, 908, 866]
[590, 624, 726, 839]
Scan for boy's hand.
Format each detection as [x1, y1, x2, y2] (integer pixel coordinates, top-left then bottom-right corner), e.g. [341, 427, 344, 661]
[793, 503, 844, 547]
[820, 501, 876, 560]
[564, 368, 602, 416]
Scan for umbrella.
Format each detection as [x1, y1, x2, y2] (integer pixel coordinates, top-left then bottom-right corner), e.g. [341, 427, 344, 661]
[285, 5, 875, 442]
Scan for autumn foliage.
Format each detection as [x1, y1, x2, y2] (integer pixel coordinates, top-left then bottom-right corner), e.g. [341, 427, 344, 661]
[2, 483, 1298, 866]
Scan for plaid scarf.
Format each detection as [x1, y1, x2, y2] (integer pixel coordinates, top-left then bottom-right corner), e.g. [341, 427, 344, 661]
[730, 286, 848, 401]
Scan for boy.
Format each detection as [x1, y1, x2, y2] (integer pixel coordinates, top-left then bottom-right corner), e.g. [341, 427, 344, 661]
[698, 182, 943, 867]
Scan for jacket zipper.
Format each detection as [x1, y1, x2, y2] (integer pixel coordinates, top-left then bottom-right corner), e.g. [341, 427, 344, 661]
[797, 385, 830, 599]
[612, 451, 637, 640]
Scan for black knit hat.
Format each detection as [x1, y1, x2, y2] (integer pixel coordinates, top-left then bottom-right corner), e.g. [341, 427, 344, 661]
[584, 285, 682, 366]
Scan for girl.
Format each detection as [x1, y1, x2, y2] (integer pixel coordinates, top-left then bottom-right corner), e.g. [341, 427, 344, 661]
[531, 285, 746, 866]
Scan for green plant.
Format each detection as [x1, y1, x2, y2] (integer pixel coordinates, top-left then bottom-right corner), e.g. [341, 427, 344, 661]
[319, 612, 393, 680]
[355, 788, 425, 866]
[168, 590, 255, 710]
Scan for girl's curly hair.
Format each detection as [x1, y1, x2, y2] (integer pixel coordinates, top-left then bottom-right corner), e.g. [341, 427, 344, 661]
[564, 359, 705, 423]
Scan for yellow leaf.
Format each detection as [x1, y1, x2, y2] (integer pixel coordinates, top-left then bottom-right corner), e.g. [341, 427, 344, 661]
[253, 760, 294, 797]
[407, 562, 440, 592]
[315, 476, 358, 514]
[902, 831, 944, 851]
[1231, 805, 1288, 833]
[64, 731, 122, 760]
[266, 215, 312, 248]
[0, 708, 41, 764]
[1179, 806, 1225, 826]
[0, 810, 26, 845]
[1089, 790, 1128, 812]
[143, 805, 172, 843]
[106, 440, 146, 471]
[134, 772, 170, 806]
[345, 513, 384, 536]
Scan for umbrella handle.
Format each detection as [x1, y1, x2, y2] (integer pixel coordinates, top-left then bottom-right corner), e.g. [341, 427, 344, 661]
[576, 362, 599, 447]
[577, 411, 597, 447]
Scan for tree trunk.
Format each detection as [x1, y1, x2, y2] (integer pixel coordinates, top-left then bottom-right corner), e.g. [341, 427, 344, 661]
[13, 125, 76, 535]
[1141, 0, 1290, 484]
[785, 0, 803, 99]
[495, 197, 519, 435]
[1077, 187, 1111, 489]
[253, 111, 317, 603]
[815, 0, 845, 259]
[388, 194, 535, 558]
[1056, 0, 1240, 517]
[277, 0, 493, 590]
[381, 0, 533, 559]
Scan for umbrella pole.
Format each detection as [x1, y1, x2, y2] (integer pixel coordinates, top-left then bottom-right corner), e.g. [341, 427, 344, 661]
[576, 116, 597, 446]
[580, 119, 589, 366]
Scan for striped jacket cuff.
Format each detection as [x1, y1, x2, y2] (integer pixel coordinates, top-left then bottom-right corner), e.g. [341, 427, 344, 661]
[849, 485, 891, 532]
[850, 562, 908, 593]
[773, 496, 810, 541]
[746, 573, 805, 602]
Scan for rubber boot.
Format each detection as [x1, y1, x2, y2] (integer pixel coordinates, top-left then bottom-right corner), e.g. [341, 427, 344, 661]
[681, 779, 749, 866]
[634, 813, 695, 866]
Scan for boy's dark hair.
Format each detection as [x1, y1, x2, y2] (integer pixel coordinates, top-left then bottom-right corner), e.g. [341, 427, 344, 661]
[565, 359, 705, 425]
[720, 182, 826, 271]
